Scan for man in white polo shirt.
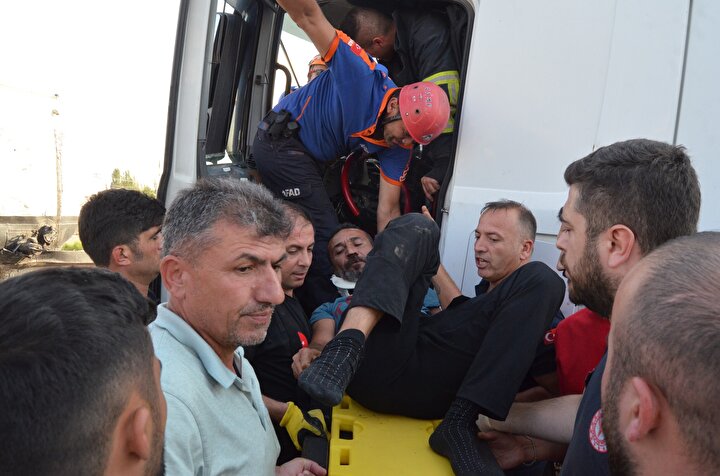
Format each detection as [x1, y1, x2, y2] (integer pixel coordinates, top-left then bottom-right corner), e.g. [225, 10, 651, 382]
[150, 177, 325, 476]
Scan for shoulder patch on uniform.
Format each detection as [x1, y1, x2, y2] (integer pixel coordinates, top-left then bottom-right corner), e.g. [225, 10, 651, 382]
[588, 409, 608, 453]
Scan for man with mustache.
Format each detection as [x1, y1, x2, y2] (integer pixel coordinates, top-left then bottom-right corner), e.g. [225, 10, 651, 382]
[150, 178, 325, 475]
[476, 139, 701, 475]
[245, 203, 329, 465]
[292, 223, 440, 376]
[298, 200, 566, 475]
[602, 232, 720, 476]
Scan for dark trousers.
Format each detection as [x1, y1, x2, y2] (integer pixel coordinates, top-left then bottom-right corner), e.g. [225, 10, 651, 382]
[252, 128, 339, 312]
[346, 214, 565, 419]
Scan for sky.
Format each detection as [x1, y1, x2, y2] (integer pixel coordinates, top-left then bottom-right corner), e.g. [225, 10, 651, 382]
[0, 0, 180, 216]
[0, 1, 316, 218]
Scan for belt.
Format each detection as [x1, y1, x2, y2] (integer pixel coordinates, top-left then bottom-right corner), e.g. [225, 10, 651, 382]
[259, 109, 299, 140]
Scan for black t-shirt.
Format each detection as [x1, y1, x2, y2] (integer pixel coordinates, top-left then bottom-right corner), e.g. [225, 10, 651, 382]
[447, 262, 565, 420]
[561, 353, 609, 476]
[244, 295, 314, 408]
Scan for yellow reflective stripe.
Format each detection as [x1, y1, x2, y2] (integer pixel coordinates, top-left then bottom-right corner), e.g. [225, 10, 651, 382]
[423, 70, 460, 133]
[422, 70, 460, 106]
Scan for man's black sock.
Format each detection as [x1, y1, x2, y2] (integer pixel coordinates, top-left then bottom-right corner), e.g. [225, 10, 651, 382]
[429, 398, 504, 476]
[298, 329, 365, 407]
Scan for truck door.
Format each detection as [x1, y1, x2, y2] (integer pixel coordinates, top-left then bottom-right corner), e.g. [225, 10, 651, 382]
[158, 0, 291, 207]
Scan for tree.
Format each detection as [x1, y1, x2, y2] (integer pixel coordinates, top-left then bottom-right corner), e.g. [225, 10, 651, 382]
[110, 168, 157, 198]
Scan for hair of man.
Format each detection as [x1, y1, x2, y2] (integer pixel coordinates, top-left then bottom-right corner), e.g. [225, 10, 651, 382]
[282, 201, 313, 227]
[162, 178, 293, 263]
[327, 222, 374, 251]
[78, 188, 166, 267]
[481, 199, 537, 242]
[563, 138, 700, 255]
[606, 231, 720, 473]
[0, 267, 159, 475]
[339, 7, 394, 49]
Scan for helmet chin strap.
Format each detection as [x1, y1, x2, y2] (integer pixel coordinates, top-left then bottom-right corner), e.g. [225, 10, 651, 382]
[381, 113, 402, 127]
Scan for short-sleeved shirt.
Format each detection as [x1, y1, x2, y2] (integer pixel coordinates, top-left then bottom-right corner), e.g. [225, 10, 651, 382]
[561, 353, 609, 476]
[273, 30, 412, 185]
[150, 304, 280, 475]
[552, 308, 610, 395]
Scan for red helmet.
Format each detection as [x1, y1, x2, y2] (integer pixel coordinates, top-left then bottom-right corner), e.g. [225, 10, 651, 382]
[398, 82, 451, 145]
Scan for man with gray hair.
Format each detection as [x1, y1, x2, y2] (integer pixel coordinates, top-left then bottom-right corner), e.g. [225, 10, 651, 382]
[602, 231, 720, 476]
[150, 178, 325, 475]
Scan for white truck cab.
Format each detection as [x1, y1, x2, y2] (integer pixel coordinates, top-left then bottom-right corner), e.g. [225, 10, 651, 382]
[159, 0, 720, 314]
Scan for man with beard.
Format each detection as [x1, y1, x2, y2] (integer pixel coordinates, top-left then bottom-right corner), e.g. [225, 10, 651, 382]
[244, 203, 329, 465]
[291, 222, 440, 375]
[298, 200, 566, 475]
[476, 139, 701, 475]
[602, 232, 720, 476]
[0, 267, 166, 476]
[151, 178, 325, 476]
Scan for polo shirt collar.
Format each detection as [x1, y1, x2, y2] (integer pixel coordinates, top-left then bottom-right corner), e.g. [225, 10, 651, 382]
[154, 304, 243, 389]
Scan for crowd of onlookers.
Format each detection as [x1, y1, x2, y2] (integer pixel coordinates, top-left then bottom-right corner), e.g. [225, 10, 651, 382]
[2, 135, 717, 476]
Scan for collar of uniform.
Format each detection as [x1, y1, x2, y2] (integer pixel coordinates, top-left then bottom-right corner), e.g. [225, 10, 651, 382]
[350, 86, 409, 149]
[475, 279, 490, 296]
[154, 303, 243, 389]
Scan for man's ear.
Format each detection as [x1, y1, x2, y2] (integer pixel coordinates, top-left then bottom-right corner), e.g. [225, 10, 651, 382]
[106, 392, 153, 473]
[624, 376, 662, 442]
[519, 239, 534, 261]
[111, 245, 133, 267]
[127, 405, 153, 461]
[386, 96, 399, 115]
[160, 255, 186, 300]
[599, 224, 637, 270]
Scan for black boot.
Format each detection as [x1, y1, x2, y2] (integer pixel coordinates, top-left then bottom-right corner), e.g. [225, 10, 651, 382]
[298, 329, 365, 406]
[429, 398, 505, 476]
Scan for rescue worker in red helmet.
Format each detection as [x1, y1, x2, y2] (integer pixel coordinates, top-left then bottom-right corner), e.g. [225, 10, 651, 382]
[251, 0, 450, 314]
[341, 5, 462, 204]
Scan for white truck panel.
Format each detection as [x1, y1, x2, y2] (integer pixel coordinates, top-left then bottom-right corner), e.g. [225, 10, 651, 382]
[440, 0, 719, 305]
[676, 0, 720, 231]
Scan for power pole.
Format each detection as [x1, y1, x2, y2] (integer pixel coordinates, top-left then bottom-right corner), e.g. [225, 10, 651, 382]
[52, 94, 63, 250]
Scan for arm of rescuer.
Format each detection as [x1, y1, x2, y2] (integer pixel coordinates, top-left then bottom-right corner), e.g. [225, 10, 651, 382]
[277, 0, 402, 232]
[476, 394, 582, 444]
[377, 178, 402, 232]
[275, 0, 336, 57]
[474, 395, 581, 469]
[263, 395, 328, 451]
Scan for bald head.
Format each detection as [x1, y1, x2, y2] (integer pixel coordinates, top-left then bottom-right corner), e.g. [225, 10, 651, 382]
[603, 232, 720, 474]
[340, 7, 395, 60]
